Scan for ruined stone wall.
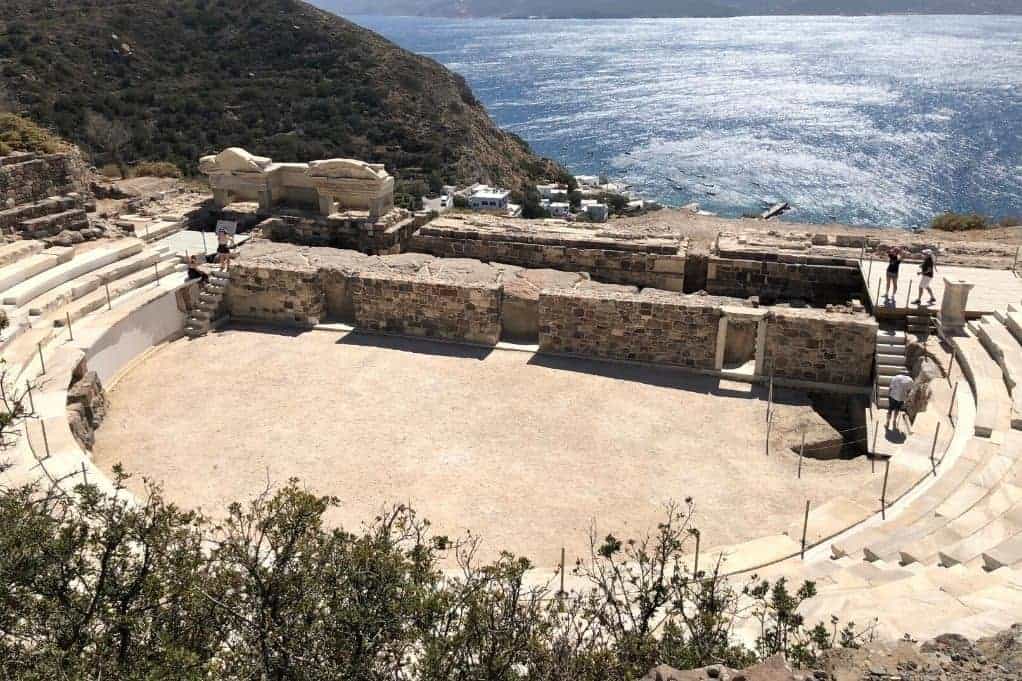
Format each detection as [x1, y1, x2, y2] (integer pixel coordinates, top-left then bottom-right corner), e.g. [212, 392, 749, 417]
[225, 263, 324, 326]
[351, 273, 502, 345]
[409, 222, 686, 291]
[764, 308, 877, 386]
[538, 289, 722, 369]
[706, 255, 863, 306]
[0, 151, 88, 206]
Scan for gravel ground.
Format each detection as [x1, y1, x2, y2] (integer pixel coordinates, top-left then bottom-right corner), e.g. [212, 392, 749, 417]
[94, 327, 880, 567]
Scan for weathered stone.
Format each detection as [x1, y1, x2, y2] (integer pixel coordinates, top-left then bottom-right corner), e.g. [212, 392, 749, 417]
[763, 308, 877, 386]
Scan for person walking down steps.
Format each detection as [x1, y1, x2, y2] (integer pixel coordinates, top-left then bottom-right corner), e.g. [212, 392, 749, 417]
[913, 249, 937, 305]
[884, 247, 902, 305]
[887, 371, 914, 433]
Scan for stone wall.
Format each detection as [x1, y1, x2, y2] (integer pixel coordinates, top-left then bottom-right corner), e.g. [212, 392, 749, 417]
[538, 289, 723, 369]
[351, 272, 501, 345]
[764, 308, 877, 386]
[409, 216, 687, 291]
[0, 151, 88, 207]
[706, 255, 863, 306]
[226, 262, 324, 326]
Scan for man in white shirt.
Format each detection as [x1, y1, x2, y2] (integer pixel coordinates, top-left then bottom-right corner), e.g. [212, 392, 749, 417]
[887, 371, 914, 431]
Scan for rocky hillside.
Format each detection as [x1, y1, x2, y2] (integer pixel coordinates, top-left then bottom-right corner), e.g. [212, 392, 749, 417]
[0, 0, 566, 196]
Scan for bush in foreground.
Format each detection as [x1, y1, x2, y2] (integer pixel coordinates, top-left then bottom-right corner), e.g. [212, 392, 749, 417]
[0, 472, 874, 680]
[132, 161, 182, 178]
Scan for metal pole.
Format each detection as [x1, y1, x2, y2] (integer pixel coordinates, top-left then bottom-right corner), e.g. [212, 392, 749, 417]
[105, 281, 113, 310]
[875, 276, 882, 306]
[880, 459, 891, 520]
[1014, 246, 1019, 270]
[559, 547, 566, 596]
[906, 279, 914, 307]
[37, 342, 45, 374]
[798, 429, 805, 479]
[693, 531, 700, 579]
[872, 421, 880, 458]
[947, 352, 956, 387]
[930, 422, 941, 476]
[26, 382, 35, 414]
[154, 262, 161, 286]
[949, 381, 959, 418]
[867, 258, 874, 286]
[40, 419, 50, 458]
[767, 372, 774, 422]
[800, 500, 811, 559]
[765, 416, 772, 456]
[65, 312, 73, 340]
[201, 229, 208, 255]
[81, 461, 89, 486]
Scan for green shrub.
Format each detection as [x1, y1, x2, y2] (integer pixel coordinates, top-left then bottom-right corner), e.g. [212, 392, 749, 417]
[133, 160, 182, 178]
[998, 216, 1021, 228]
[98, 163, 122, 179]
[930, 212, 990, 232]
[0, 113, 61, 156]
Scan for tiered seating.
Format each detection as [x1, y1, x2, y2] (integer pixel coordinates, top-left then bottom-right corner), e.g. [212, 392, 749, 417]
[974, 315, 1022, 429]
[952, 330, 1012, 437]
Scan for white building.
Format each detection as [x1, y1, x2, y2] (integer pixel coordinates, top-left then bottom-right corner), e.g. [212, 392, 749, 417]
[468, 186, 511, 213]
[537, 183, 568, 201]
[546, 201, 571, 218]
[580, 199, 609, 222]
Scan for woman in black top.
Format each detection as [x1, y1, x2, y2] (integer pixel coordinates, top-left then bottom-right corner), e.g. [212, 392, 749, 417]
[884, 247, 902, 302]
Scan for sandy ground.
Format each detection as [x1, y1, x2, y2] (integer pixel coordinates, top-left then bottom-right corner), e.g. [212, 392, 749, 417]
[94, 327, 879, 567]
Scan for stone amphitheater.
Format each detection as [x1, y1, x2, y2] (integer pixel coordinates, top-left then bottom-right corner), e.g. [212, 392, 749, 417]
[1, 147, 1021, 645]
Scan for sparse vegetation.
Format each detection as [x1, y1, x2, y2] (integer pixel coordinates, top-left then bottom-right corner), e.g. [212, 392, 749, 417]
[930, 212, 990, 232]
[132, 160, 183, 178]
[0, 113, 61, 156]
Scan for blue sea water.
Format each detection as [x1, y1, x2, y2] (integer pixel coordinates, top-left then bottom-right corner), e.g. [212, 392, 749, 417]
[346, 13, 1021, 228]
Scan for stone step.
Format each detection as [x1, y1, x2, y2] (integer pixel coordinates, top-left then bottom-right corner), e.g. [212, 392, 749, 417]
[878, 365, 906, 376]
[982, 532, 1022, 569]
[0, 195, 82, 231]
[939, 504, 1022, 567]
[0, 247, 74, 296]
[876, 341, 906, 353]
[0, 239, 44, 268]
[56, 260, 186, 328]
[877, 353, 905, 365]
[25, 249, 164, 318]
[876, 329, 906, 345]
[3, 240, 144, 307]
[17, 208, 89, 237]
[974, 316, 1022, 430]
[953, 332, 1014, 438]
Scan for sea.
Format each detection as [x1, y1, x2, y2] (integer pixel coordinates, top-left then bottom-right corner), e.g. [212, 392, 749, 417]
[345, 13, 1021, 228]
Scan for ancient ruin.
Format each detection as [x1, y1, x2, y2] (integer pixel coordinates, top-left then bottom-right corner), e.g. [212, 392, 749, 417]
[1, 145, 1021, 647]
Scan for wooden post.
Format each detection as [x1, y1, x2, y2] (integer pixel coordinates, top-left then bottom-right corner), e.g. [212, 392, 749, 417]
[65, 312, 73, 341]
[154, 262, 161, 286]
[930, 422, 941, 476]
[798, 429, 805, 479]
[105, 281, 113, 310]
[559, 547, 566, 596]
[800, 500, 811, 559]
[40, 419, 50, 458]
[37, 342, 45, 375]
[880, 459, 891, 520]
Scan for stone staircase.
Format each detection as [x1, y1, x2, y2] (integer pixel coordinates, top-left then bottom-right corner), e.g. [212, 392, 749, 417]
[875, 325, 907, 409]
[184, 269, 229, 338]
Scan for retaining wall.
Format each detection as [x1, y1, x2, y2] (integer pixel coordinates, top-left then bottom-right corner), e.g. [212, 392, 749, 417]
[409, 219, 687, 291]
[226, 263, 324, 326]
[538, 288, 722, 369]
[0, 151, 89, 207]
[351, 273, 502, 345]
[706, 255, 863, 306]
[764, 308, 877, 386]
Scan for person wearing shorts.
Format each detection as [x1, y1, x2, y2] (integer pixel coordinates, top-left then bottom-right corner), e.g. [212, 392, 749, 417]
[887, 372, 914, 431]
[913, 249, 937, 305]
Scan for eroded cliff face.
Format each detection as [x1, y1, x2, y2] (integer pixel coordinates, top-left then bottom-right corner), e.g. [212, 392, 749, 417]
[0, 0, 565, 192]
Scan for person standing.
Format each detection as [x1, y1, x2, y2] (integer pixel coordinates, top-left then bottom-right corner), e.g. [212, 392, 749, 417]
[887, 371, 914, 432]
[884, 247, 902, 304]
[216, 228, 235, 271]
[913, 249, 937, 305]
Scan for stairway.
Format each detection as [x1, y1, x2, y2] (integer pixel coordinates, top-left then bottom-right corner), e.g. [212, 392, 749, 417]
[875, 324, 907, 408]
[185, 269, 229, 338]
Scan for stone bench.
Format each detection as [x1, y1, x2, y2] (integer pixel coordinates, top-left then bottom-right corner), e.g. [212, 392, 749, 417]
[0, 239, 44, 268]
[974, 316, 1022, 429]
[0, 246, 73, 296]
[3, 239, 143, 307]
[953, 333, 1012, 437]
[938, 504, 1022, 566]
